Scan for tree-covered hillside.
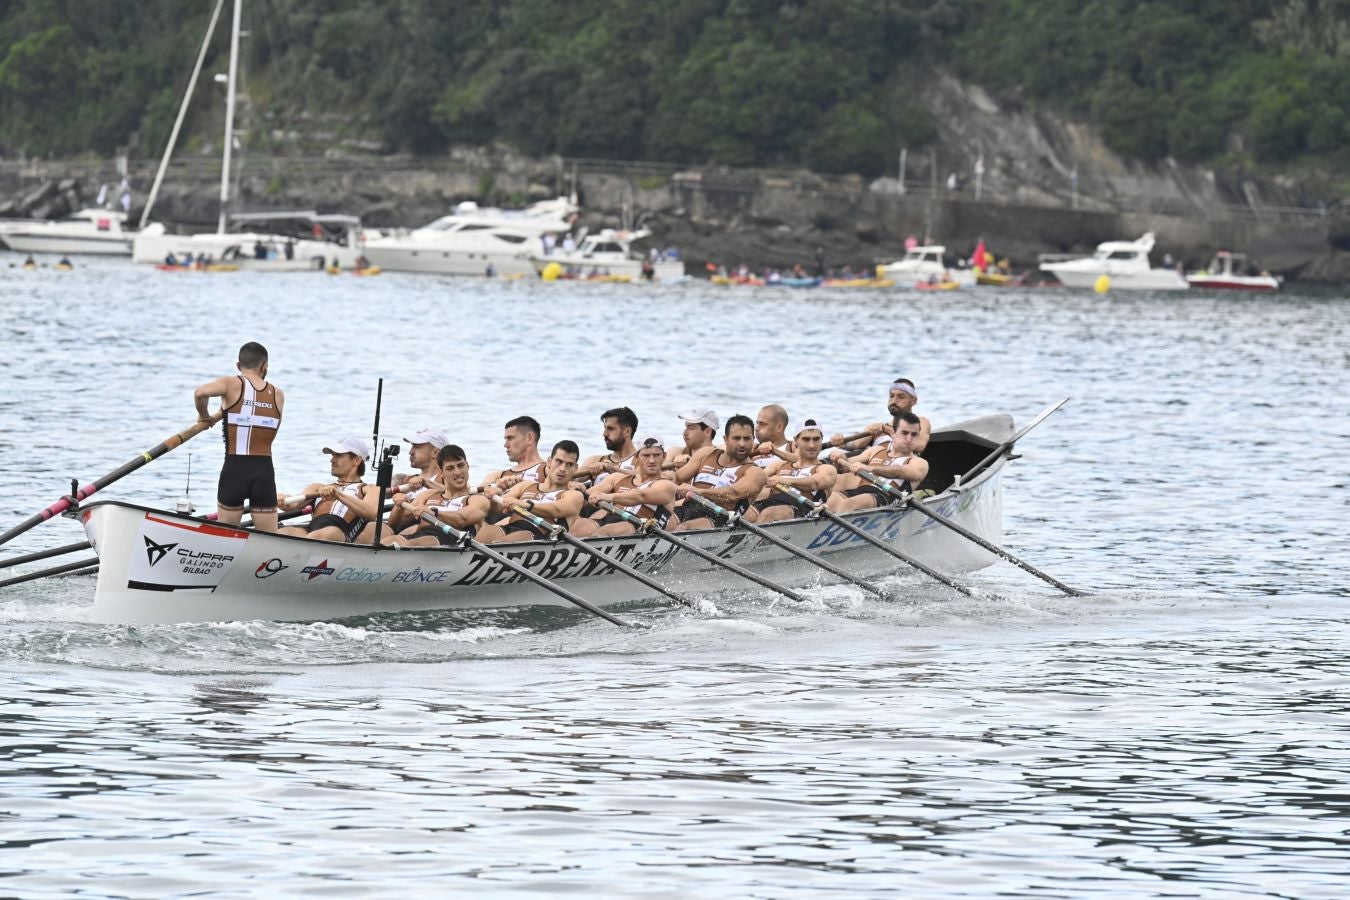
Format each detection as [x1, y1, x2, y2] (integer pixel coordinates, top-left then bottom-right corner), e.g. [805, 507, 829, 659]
[1, 0, 1346, 175]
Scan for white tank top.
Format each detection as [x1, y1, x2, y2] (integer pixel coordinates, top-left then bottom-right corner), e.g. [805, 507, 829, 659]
[752, 441, 792, 469]
[693, 457, 743, 489]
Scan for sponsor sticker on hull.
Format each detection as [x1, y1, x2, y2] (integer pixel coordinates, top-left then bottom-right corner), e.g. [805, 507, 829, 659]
[127, 514, 247, 591]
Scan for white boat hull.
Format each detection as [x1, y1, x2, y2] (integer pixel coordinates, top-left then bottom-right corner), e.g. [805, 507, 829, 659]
[80, 459, 1006, 624]
[2, 230, 133, 256]
[1041, 266, 1190, 291]
[1186, 274, 1279, 292]
[360, 242, 535, 276]
[132, 231, 362, 270]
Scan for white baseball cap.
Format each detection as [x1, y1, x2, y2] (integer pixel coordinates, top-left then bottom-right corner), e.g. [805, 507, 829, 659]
[404, 428, 448, 449]
[323, 437, 370, 459]
[679, 409, 719, 429]
[793, 418, 826, 439]
[638, 434, 665, 450]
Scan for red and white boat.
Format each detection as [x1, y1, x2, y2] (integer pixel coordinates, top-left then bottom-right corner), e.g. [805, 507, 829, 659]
[1186, 252, 1280, 292]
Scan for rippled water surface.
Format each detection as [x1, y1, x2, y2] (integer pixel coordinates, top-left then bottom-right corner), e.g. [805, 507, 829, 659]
[2, 258, 1347, 896]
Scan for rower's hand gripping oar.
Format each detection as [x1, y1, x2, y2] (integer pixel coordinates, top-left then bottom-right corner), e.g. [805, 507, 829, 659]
[508, 503, 695, 609]
[0, 412, 224, 548]
[683, 492, 888, 600]
[858, 470, 1085, 597]
[400, 502, 631, 628]
[595, 500, 807, 604]
[770, 484, 985, 600]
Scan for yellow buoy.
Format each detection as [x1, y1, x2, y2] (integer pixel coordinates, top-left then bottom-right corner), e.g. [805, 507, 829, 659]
[541, 262, 562, 282]
[1094, 274, 1111, 294]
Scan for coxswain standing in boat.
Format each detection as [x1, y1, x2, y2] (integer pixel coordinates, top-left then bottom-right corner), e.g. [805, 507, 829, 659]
[744, 419, 837, 523]
[476, 441, 587, 543]
[666, 409, 720, 470]
[751, 404, 794, 467]
[479, 416, 546, 491]
[670, 415, 768, 531]
[193, 341, 284, 532]
[382, 444, 490, 547]
[277, 437, 382, 543]
[831, 377, 931, 455]
[576, 407, 639, 484]
[581, 435, 677, 536]
[827, 412, 929, 512]
[376, 427, 449, 540]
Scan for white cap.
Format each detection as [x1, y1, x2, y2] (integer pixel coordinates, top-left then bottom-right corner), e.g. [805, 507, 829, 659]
[404, 428, 448, 449]
[679, 409, 719, 430]
[793, 418, 826, 438]
[638, 434, 665, 450]
[323, 437, 370, 459]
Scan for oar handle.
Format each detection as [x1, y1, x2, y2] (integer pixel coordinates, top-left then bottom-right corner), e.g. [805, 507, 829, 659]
[772, 483, 824, 512]
[595, 500, 647, 528]
[510, 503, 564, 537]
[858, 470, 909, 501]
[824, 429, 875, 450]
[685, 491, 735, 520]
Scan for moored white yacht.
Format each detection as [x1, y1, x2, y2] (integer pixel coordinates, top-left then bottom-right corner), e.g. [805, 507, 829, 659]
[133, 212, 364, 270]
[361, 197, 577, 276]
[0, 208, 135, 256]
[880, 246, 976, 286]
[529, 228, 685, 281]
[1039, 232, 1189, 291]
[1185, 251, 1280, 292]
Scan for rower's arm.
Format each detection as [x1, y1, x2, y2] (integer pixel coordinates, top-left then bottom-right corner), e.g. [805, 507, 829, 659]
[439, 495, 489, 530]
[608, 479, 676, 508]
[526, 489, 584, 520]
[574, 454, 607, 481]
[675, 446, 718, 484]
[193, 375, 236, 422]
[341, 484, 383, 521]
[863, 456, 929, 483]
[697, 466, 767, 506]
[772, 466, 837, 494]
[915, 416, 931, 453]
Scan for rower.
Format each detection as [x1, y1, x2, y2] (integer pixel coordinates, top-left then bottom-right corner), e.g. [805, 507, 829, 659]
[382, 444, 490, 547]
[582, 435, 677, 537]
[745, 418, 837, 523]
[377, 427, 449, 539]
[278, 437, 381, 543]
[193, 341, 284, 532]
[831, 377, 931, 454]
[751, 404, 793, 467]
[479, 415, 545, 491]
[667, 408, 719, 471]
[577, 407, 639, 484]
[671, 414, 768, 531]
[828, 412, 929, 512]
[476, 440, 586, 543]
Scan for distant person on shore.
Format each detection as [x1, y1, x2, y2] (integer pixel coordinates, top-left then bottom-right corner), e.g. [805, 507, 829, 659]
[194, 342, 284, 532]
[905, 234, 918, 250]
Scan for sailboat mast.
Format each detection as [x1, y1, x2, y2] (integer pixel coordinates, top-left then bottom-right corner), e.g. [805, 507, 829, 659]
[218, 0, 242, 234]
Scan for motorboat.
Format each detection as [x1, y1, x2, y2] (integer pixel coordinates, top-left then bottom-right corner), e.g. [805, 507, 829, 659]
[1186, 251, 1280, 292]
[133, 212, 365, 271]
[880, 246, 976, 287]
[530, 228, 686, 282]
[0, 208, 135, 256]
[362, 197, 578, 276]
[1039, 233, 1189, 291]
[76, 414, 1014, 624]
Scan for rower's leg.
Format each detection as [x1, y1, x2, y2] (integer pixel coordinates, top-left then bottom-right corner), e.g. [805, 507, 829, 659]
[304, 526, 347, 542]
[217, 504, 244, 525]
[595, 522, 637, 537]
[250, 508, 279, 533]
[569, 518, 600, 537]
[756, 505, 793, 523]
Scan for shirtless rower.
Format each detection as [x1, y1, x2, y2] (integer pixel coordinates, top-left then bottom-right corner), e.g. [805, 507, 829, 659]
[751, 403, 793, 467]
[670, 415, 768, 531]
[382, 444, 490, 547]
[827, 412, 929, 512]
[277, 437, 382, 543]
[745, 418, 837, 523]
[667, 409, 719, 470]
[193, 341, 284, 531]
[377, 427, 449, 539]
[583, 435, 677, 536]
[831, 377, 931, 454]
[476, 441, 587, 543]
[576, 407, 639, 484]
[479, 416, 545, 490]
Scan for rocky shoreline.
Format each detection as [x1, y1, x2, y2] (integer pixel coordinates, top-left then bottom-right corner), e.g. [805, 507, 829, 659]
[2, 152, 1346, 284]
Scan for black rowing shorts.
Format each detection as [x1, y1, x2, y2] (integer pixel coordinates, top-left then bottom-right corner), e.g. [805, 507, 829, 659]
[307, 513, 366, 543]
[217, 455, 277, 511]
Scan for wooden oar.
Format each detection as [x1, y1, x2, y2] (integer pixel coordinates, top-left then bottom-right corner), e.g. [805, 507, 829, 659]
[595, 500, 807, 603]
[825, 429, 876, 450]
[508, 503, 695, 609]
[858, 471, 1085, 596]
[0, 540, 92, 571]
[958, 398, 1069, 485]
[771, 485, 983, 600]
[683, 493, 889, 599]
[0, 412, 223, 548]
[401, 503, 631, 628]
[0, 557, 100, 589]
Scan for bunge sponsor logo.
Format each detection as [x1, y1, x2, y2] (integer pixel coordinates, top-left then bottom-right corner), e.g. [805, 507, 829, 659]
[300, 558, 338, 581]
[143, 536, 178, 566]
[391, 568, 453, 584]
[805, 510, 905, 551]
[255, 558, 288, 578]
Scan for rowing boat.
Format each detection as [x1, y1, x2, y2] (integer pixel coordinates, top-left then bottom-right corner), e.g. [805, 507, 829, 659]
[77, 415, 1014, 624]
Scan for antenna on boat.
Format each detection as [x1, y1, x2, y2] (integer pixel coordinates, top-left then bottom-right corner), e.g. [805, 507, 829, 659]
[176, 453, 195, 515]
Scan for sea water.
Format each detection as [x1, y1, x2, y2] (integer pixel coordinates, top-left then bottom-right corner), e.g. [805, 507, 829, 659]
[0, 258, 1347, 896]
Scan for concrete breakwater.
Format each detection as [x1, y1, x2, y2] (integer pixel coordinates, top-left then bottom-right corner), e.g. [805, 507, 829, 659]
[2, 151, 1345, 283]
